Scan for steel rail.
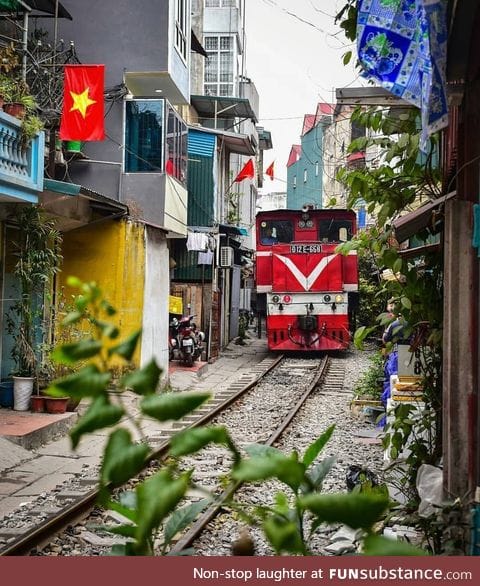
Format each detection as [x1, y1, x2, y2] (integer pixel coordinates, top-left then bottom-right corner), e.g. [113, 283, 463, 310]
[0, 354, 284, 557]
[169, 355, 331, 554]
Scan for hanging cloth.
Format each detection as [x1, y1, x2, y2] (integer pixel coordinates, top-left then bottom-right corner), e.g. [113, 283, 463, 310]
[186, 231, 208, 251]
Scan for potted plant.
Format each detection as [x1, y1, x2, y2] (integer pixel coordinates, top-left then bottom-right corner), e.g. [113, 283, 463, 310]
[3, 78, 36, 119]
[6, 206, 62, 411]
[20, 113, 44, 150]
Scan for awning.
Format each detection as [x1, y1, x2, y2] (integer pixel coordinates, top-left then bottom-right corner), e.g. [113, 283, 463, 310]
[188, 125, 255, 156]
[4, 0, 73, 19]
[191, 30, 208, 58]
[219, 224, 248, 237]
[392, 192, 456, 243]
[41, 179, 128, 231]
[191, 95, 258, 123]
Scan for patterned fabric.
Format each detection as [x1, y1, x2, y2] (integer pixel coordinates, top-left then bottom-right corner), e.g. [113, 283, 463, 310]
[357, 0, 448, 150]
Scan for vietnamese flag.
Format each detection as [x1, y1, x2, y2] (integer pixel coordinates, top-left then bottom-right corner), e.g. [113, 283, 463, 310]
[265, 161, 274, 181]
[234, 158, 255, 182]
[59, 65, 105, 141]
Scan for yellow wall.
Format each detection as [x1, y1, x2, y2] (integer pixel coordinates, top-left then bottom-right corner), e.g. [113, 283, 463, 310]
[58, 219, 146, 366]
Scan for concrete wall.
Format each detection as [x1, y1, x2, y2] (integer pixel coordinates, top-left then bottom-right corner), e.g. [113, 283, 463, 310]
[59, 219, 146, 367]
[141, 226, 170, 378]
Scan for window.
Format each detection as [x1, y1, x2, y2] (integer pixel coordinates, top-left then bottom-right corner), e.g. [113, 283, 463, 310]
[315, 161, 319, 176]
[351, 119, 366, 142]
[303, 169, 307, 183]
[259, 220, 293, 245]
[175, 0, 188, 61]
[293, 176, 297, 188]
[318, 219, 354, 243]
[205, 0, 236, 6]
[165, 104, 188, 185]
[125, 100, 164, 172]
[204, 35, 234, 96]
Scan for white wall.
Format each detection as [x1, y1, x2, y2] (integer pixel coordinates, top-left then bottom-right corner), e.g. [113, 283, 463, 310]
[141, 227, 170, 380]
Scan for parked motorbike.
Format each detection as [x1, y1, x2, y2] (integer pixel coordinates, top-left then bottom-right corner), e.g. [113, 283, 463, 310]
[170, 315, 205, 366]
[169, 317, 180, 361]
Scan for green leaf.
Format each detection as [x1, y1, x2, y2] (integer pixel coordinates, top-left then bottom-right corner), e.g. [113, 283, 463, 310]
[342, 50, 352, 65]
[104, 524, 137, 538]
[66, 275, 82, 288]
[108, 330, 142, 361]
[163, 499, 210, 546]
[302, 425, 335, 468]
[101, 429, 150, 486]
[46, 365, 111, 399]
[70, 395, 124, 449]
[307, 455, 337, 489]
[136, 470, 190, 547]
[233, 453, 306, 492]
[106, 498, 138, 523]
[61, 310, 83, 325]
[393, 258, 403, 274]
[101, 299, 117, 316]
[169, 426, 231, 457]
[401, 296, 412, 310]
[121, 359, 162, 395]
[52, 339, 102, 365]
[263, 515, 306, 555]
[363, 534, 427, 556]
[299, 493, 389, 530]
[244, 444, 284, 458]
[141, 392, 210, 421]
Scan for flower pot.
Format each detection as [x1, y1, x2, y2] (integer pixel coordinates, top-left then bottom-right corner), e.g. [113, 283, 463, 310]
[64, 140, 82, 153]
[31, 395, 46, 413]
[66, 397, 81, 412]
[0, 380, 14, 408]
[13, 376, 35, 411]
[3, 102, 26, 119]
[45, 397, 68, 414]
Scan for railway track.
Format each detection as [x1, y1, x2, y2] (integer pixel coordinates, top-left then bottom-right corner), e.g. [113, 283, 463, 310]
[0, 353, 351, 557]
[171, 355, 343, 555]
[0, 354, 283, 556]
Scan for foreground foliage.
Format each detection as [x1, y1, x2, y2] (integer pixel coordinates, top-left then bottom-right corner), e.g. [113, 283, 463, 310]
[48, 278, 424, 555]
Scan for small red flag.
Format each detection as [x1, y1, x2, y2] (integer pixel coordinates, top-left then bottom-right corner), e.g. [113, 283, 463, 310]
[234, 158, 255, 182]
[265, 161, 274, 181]
[60, 65, 105, 141]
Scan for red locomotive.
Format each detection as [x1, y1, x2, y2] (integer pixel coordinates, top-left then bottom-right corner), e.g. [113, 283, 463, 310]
[255, 207, 359, 351]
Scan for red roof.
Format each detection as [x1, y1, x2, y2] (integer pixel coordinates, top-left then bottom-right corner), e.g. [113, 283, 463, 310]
[347, 151, 366, 163]
[316, 102, 334, 118]
[287, 145, 302, 167]
[302, 114, 316, 136]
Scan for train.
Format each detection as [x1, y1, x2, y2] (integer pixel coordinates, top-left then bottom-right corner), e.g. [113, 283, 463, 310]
[255, 207, 359, 352]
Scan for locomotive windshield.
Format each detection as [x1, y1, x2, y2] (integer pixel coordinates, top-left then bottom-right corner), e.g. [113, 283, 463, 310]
[318, 219, 353, 243]
[259, 220, 293, 245]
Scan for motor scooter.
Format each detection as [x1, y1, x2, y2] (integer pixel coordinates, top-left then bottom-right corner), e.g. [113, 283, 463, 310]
[177, 315, 205, 366]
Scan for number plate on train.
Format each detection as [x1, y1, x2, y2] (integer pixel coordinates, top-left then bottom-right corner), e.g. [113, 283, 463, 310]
[290, 244, 321, 253]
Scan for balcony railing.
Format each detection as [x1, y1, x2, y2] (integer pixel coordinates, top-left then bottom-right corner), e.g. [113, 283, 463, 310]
[0, 110, 44, 203]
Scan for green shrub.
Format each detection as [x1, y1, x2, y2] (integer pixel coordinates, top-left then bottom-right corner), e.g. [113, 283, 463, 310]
[353, 352, 384, 400]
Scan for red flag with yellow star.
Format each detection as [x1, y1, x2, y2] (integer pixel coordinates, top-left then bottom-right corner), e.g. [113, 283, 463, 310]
[59, 65, 105, 141]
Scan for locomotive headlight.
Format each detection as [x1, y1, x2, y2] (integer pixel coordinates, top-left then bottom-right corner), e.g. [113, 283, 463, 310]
[283, 295, 292, 304]
[272, 295, 280, 304]
[335, 294, 344, 303]
[323, 294, 331, 303]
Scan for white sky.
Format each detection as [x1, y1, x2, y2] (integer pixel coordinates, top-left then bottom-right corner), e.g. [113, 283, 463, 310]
[244, 0, 359, 193]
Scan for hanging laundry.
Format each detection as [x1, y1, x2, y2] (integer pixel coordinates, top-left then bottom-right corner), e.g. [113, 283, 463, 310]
[198, 250, 214, 265]
[357, 0, 448, 150]
[186, 231, 208, 251]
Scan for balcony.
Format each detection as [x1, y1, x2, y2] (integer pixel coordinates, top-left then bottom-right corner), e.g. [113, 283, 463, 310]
[0, 110, 44, 204]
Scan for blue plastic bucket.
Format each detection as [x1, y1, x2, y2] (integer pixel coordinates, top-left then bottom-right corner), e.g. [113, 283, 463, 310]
[0, 380, 14, 408]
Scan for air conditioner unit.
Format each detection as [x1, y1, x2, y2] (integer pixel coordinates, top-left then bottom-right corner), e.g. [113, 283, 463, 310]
[220, 246, 233, 267]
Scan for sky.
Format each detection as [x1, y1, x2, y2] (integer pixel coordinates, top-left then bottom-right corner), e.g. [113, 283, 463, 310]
[244, 0, 360, 194]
